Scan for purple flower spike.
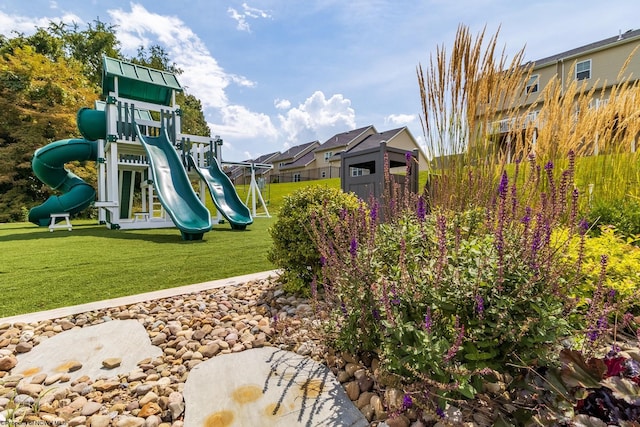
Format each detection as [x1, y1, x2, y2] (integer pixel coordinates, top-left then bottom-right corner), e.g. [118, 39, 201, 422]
[498, 171, 509, 198]
[402, 393, 413, 410]
[349, 238, 358, 259]
[424, 308, 432, 333]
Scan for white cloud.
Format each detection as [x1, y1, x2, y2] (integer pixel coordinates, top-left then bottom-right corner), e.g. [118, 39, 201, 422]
[0, 10, 82, 37]
[278, 91, 356, 143]
[274, 98, 291, 110]
[108, 4, 240, 111]
[385, 113, 417, 126]
[228, 3, 271, 33]
[212, 105, 278, 140]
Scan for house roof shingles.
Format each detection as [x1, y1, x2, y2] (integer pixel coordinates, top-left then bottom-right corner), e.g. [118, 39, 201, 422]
[346, 127, 406, 154]
[532, 28, 640, 67]
[272, 140, 319, 163]
[279, 151, 316, 170]
[317, 125, 375, 151]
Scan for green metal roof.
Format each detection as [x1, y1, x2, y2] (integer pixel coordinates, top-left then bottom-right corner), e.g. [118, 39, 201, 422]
[102, 56, 182, 106]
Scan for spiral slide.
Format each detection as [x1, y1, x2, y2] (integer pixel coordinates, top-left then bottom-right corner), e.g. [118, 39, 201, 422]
[187, 155, 253, 230]
[28, 139, 98, 226]
[136, 127, 212, 240]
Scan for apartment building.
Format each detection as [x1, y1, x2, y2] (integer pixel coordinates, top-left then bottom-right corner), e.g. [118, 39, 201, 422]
[493, 28, 640, 149]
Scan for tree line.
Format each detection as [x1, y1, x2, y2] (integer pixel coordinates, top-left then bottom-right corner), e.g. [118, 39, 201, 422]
[0, 19, 210, 222]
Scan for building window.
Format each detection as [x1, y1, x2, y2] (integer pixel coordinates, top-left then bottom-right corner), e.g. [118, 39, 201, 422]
[323, 151, 333, 163]
[293, 173, 301, 182]
[526, 74, 539, 93]
[576, 59, 591, 80]
[351, 167, 364, 177]
[278, 162, 286, 168]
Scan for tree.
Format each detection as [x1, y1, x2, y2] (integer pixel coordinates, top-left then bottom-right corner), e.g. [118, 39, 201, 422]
[48, 19, 122, 86]
[0, 46, 99, 221]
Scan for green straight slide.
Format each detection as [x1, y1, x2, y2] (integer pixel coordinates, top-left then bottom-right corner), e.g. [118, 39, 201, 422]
[28, 139, 98, 226]
[187, 155, 253, 230]
[136, 127, 212, 240]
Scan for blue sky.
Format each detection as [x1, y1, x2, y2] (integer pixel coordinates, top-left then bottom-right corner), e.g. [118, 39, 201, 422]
[0, 1, 637, 161]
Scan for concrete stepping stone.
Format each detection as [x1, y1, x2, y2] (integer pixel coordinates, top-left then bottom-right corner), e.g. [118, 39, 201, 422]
[11, 320, 162, 382]
[183, 346, 368, 426]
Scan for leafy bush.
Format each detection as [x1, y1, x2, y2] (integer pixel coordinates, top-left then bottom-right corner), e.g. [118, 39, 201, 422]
[587, 197, 640, 245]
[268, 185, 361, 295]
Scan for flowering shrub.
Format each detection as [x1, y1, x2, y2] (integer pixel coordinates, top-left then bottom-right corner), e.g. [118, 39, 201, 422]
[311, 154, 591, 400]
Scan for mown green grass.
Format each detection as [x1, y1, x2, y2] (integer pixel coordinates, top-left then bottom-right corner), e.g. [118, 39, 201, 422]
[0, 174, 434, 318]
[0, 217, 275, 317]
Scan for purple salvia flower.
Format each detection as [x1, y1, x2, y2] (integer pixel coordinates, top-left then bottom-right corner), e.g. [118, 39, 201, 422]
[424, 308, 432, 333]
[349, 238, 358, 260]
[498, 171, 509, 199]
[417, 196, 426, 222]
[544, 160, 553, 171]
[370, 200, 378, 223]
[402, 393, 413, 410]
[579, 218, 589, 235]
[475, 294, 484, 318]
[372, 308, 380, 321]
[390, 286, 400, 305]
[340, 302, 348, 316]
[436, 407, 445, 419]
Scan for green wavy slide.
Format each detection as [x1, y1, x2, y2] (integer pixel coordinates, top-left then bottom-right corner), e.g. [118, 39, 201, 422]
[187, 155, 253, 230]
[136, 127, 212, 240]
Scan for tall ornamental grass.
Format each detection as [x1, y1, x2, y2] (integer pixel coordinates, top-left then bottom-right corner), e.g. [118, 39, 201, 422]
[420, 25, 640, 214]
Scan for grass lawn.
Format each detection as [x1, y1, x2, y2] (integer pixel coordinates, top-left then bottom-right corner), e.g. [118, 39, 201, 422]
[0, 175, 420, 318]
[0, 217, 275, 317]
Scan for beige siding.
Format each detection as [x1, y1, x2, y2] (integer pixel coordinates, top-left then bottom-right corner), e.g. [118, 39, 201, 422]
[386, 130, 429, 170]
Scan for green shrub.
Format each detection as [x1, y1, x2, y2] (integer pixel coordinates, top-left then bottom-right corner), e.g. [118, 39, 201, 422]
[268, 185, 361, 295]
[587, 197, 640, 245]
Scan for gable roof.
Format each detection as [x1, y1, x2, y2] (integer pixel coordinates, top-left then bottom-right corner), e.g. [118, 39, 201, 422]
[252, 151, 281, 164]
[532, 28, 640, 67]
[347, 127, 407, 154]
[272, 140, 319, 163]
[279, 151, 316, 170]
[317, 125, 376, 151]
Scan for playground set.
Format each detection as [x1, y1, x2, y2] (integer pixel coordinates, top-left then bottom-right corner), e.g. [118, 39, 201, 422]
[28, 56, 271, 240]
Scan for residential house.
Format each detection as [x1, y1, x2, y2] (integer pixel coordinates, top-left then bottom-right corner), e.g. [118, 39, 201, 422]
[270, 140, 320, 182]
[227, 151, 280, 185]
[492, 28, 640, 151]
[262, 126, 428, 183]
[312, 125, 378, 179]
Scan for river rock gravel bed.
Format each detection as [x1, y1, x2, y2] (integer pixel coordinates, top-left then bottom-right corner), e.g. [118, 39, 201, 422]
[0, 276, 433, 427]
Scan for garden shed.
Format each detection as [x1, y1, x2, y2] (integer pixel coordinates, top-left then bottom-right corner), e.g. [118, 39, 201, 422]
[340, 141, 419, 204]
